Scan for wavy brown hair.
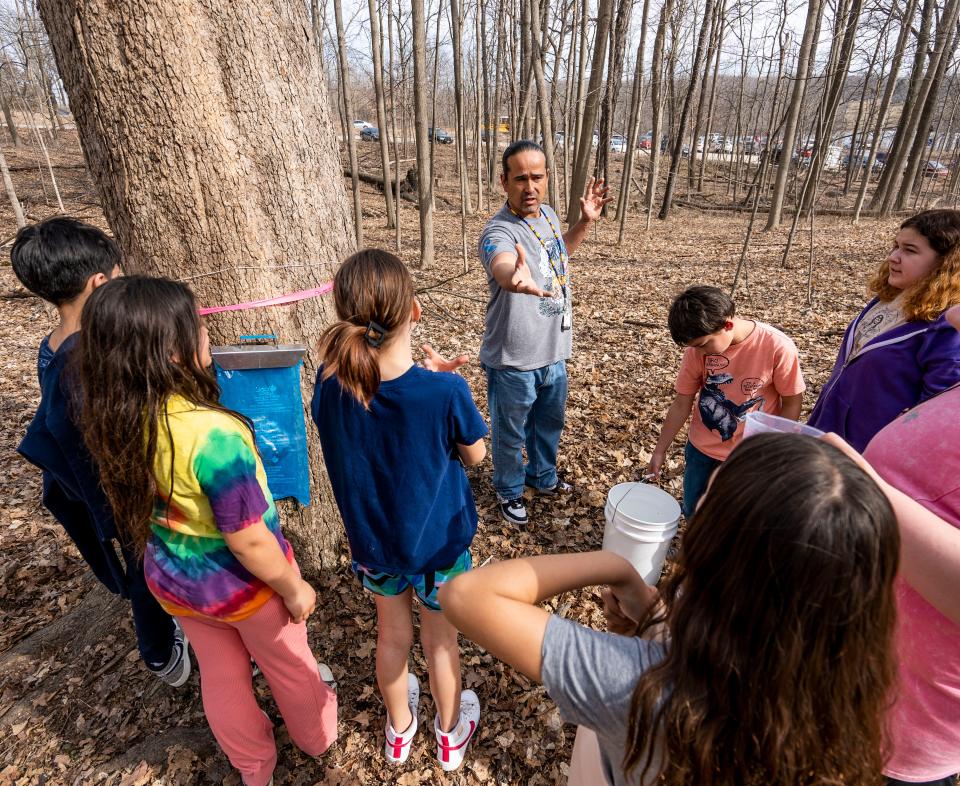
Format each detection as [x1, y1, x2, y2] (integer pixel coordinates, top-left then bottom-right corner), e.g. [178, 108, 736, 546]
[77, 276, 246, 555]
[625, 434, 899, 786]
[870, 208, 960, 321]
[317, 248, 415, 407]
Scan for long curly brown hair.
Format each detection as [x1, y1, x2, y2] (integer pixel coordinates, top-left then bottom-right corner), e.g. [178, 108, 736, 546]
[870, 208, 960, 321]
[625, 434, 900, 786]
[77, 276, 245, 556]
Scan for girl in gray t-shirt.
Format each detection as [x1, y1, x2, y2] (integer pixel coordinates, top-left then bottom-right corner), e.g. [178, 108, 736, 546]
[439, 433, 901, 786]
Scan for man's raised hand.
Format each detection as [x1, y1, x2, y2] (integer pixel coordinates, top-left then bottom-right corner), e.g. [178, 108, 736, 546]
[579, 176, 613, 223]
[510, 243, 549, 297]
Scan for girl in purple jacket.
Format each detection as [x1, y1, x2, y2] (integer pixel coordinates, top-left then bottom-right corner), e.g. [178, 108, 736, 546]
[809, 209, 960, 451]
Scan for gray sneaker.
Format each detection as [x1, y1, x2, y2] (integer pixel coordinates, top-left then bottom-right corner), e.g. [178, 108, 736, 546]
[148, 620, 191, 687]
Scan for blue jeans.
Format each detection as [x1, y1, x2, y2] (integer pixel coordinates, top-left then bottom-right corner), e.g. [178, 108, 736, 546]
[682, 440, 722, 518]
[121, 542, 176, 668]
[484, 361, 567, 500]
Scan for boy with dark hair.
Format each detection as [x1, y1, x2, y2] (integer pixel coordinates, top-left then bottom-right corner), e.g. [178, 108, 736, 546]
[13, 217, 189, 686]
[648, 285, 805, 516]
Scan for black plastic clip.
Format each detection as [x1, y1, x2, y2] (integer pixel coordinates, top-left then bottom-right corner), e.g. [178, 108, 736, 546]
[364, 320, 387, 348]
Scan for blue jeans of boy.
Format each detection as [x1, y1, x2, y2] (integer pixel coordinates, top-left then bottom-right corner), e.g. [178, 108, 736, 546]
[682, 440, 722, 518]
[484, 361, 567, 501]
[120, 542, 176, 668]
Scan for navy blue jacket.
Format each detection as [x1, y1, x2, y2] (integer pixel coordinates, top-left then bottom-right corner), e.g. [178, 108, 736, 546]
[18, 333, 128, 595]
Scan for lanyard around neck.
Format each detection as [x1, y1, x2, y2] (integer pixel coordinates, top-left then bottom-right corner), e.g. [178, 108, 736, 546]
[507, 202, 568, 296]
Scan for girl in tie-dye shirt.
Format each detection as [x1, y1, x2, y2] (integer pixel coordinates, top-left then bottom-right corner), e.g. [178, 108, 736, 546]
[78, 276, 336, 786]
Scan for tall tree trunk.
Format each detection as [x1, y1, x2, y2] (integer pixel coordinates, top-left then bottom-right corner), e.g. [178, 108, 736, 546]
[368, 0, 396, 227]
[37, 0, 354, 573]
[529, 0, 558, 207]
[567, 0, 613, 226]
[334, 0, 363, 246]
[411, 0, 435, 266]
[658, 0, 716, 220]
[871, 0, 936, 212]
[895, 7, 960, 210]
[0, 146, 26, 228]
[765, 0, 823, 230]
[616, 0, 652, 236]
[646, 0, 674, 229]
[853, 0, 917, 222]
[0, 89, 22, 148]
[597, 0, 633, 191]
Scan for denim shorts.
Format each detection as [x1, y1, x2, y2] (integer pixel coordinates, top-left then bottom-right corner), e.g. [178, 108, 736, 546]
[351, 549, 472, 611]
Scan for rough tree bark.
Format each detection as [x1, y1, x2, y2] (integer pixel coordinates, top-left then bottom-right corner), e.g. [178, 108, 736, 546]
[37, 0, 355, 575]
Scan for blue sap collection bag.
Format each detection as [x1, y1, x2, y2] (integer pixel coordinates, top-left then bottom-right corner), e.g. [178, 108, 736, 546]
[211, 336, 311, 506]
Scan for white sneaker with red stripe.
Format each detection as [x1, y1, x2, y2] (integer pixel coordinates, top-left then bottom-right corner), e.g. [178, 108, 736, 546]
[384, 673, 420, 764]
[433, 689, 480, 772]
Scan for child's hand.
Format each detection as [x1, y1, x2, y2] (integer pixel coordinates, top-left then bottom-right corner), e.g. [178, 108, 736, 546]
[422, 344, 469, 372]
[600, 587, 639, 635]
[282, 579, 317, 623]
[601, 571, 658, 635]
[646, 449, 666, 480]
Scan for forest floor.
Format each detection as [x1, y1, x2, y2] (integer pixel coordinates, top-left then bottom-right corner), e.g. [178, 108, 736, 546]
[0, 134, 896, 785]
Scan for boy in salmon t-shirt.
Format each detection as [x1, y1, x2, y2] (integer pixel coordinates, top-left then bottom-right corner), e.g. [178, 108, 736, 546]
[647, 286, 805, 516]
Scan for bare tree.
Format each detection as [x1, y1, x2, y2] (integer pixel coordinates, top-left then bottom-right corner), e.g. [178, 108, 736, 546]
[37, 0, 355, 573]
[368, 0, 396, 228]
[411, 0, 435, 266]
[334, 0, 363, 246]
[765, 0, 823, 230]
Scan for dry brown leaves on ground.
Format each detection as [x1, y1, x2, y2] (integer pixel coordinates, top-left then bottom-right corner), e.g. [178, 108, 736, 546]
[0, 139, 892, 784]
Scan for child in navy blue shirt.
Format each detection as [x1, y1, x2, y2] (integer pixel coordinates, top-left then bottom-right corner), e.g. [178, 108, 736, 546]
[311, 249, 487, 772]
[13, 217, 188, 686]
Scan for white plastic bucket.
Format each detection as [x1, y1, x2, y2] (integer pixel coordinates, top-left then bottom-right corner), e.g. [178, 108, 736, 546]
[602, 482, 681, 585]
[743, 411, 824, 439]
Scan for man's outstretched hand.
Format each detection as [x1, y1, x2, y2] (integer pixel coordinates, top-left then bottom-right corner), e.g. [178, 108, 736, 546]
[422, 344, 469, 372]
[579, 176, 613, 223]
[510, 243, 549, 297]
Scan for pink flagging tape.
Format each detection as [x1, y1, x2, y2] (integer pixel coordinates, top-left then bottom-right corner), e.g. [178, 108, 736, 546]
[198, 281, 334, 315]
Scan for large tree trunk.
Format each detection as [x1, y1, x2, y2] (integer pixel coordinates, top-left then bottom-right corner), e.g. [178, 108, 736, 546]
[765, 0, 823, 231]
[37, 0, 355, 575]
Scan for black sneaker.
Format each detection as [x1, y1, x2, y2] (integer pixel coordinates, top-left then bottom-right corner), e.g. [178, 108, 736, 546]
[499, 498, 528, 526]
[525, 479, 573, 497]
[148, 620, 191, 688]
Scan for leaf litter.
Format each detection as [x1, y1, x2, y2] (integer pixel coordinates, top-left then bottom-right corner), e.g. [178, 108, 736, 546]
[0, 142, 893, 784]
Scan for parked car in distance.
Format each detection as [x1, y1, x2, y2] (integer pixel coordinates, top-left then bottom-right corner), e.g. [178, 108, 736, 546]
[610, 134, 627, 153]
[429, 127, 454, 144]
[353, 119, 371, 130]
[922, 160, 950, 178]
[638, 130, 653, 150]
[360, 126, 380, 142]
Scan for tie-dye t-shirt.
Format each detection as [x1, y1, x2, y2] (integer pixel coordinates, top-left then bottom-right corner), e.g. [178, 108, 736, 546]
[144, 395, 293, 622]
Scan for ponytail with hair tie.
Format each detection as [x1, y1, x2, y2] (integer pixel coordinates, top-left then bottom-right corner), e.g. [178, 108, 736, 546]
[317, 249, 415, 408]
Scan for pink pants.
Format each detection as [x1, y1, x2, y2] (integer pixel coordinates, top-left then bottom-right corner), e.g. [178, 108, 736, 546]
[178, 594, 338, 786]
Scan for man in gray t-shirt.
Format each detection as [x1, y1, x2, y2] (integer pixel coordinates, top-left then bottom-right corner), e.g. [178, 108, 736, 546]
[478, 140, 611, 526]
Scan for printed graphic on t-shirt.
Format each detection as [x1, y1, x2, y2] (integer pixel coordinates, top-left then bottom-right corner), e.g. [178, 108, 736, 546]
[536, 236, 568, 318]
[698, 355, 766, 441]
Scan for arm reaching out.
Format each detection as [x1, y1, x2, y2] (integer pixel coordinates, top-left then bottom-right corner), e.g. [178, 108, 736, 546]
[422, 344, 469, 372]
[821, 432, 960, 625]
[439, 551, 657, 682]
[489, 243, 549, 297]
[647, 393, 695, 479]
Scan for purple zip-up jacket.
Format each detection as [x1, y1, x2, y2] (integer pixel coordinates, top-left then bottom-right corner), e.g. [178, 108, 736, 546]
[808, 298, 960, 452]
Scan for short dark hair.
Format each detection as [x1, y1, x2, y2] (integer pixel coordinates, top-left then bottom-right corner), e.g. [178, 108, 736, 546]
[668, 285, 736, 345]
[502, 139, 545, 176]
[11, 217, 121, 306]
